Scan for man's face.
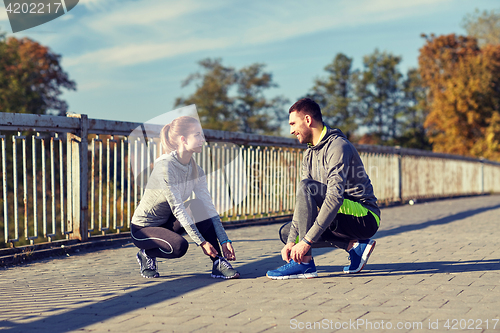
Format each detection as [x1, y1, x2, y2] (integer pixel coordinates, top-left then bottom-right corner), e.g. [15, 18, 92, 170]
[289, 111, 312, 144]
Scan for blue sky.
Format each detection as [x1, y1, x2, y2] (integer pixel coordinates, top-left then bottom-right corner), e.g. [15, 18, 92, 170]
[1, 0, 499, 127]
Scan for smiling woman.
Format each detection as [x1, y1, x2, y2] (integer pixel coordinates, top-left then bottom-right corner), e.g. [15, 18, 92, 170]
[130, 115, 240, 280]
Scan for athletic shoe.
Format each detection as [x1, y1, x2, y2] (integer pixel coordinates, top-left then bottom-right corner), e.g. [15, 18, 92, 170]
[266, 259, 318, 280]
[136, 249, 160, 278]
[343, 239, 376, 274]
[211, 256, 240, 279]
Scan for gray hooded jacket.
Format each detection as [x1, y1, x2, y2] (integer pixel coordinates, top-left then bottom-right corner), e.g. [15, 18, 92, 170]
[290, 125, 380, 243]
[131, 151, 228, 246]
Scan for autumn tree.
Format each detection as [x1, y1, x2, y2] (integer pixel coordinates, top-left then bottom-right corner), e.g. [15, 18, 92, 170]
[175, 58, 288, 135]
[419, 34, 500, 160]
[0, 35, 76, 115]
[461, 8, 500, 47]
[308, 53, 358, 138]
[0, 35, 76, 246]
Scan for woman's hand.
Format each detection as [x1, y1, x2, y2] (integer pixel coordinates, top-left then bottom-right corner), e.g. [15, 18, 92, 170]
[222, 242, 236, 261]
[200, 241, 218, 258]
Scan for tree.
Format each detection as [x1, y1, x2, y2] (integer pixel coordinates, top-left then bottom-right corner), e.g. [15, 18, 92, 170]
[234, 63, 288, 134]
[398, 68, 432, 150]
[0, 35, 76, 115]
[175, 58, 237, 131]
[461, 8, 500, 47]
[175, 58, 288, 135]
[419, 34, 500, 160]
[354, 49, 405, 144]
[308, 53, 358, 138]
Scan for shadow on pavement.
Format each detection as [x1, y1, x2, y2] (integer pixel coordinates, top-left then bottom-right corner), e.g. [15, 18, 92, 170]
[375, 204, 500, 239]
[319, 259, 500, 277]
[3, 201, 500, 332]
[1, 255, 286, 333]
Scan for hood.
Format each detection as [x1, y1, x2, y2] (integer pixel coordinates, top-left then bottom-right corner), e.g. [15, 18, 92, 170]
[155, 151, 190, 171]
[309, 125, 347, 150]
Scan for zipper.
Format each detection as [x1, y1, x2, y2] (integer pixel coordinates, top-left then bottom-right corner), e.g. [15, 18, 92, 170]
[183, 163, 190, 198]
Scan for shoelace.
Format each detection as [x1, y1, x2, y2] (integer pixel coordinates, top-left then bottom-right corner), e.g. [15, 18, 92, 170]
[147, 256, 157, 271]
[279, 260, 297, 270]
[218, 258, 232, 270]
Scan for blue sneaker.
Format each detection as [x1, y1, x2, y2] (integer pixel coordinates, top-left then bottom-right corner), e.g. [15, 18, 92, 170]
[266, 259, 318, 280]
[343, 239, 376, 274]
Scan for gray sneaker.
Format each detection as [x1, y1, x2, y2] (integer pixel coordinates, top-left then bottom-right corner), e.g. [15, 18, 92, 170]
[211, 256, 240, 279]
[136, 250, 160, 278]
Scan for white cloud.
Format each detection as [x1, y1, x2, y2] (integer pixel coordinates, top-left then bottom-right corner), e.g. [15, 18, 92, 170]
[64, 0, 453, 68]
[65, 37, 232, 67]
[78, 0, 115, 11]
[60, 14, 74, 21]
[242, 0, 452, 45]
[0, 6, 9, 22]
[83, 0, 225, 34]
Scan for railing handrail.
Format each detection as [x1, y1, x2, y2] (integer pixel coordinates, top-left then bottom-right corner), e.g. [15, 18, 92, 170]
[2, 112, 500, 166]
[354, 144, 500, 166]
[0, 112, 305, 148]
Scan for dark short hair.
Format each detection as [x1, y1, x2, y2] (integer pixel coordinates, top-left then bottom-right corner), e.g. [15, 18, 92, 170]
[289, 98, 323, 123]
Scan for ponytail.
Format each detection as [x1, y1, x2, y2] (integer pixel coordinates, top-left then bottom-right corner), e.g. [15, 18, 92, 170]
[160, 116, 202, 180]
[160, 123, 176, 154]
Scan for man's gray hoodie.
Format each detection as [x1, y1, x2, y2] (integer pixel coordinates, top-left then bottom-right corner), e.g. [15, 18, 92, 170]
[288, 125, 380, 244]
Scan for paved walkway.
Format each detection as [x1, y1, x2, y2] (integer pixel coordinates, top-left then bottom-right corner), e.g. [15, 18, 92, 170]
[1, 195, 500, 333]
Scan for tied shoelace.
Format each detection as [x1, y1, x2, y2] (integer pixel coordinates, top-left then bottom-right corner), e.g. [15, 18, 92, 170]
[218, 258, 232, 269]
[279, 260, 298, 270]
[147, 256, 157, 271]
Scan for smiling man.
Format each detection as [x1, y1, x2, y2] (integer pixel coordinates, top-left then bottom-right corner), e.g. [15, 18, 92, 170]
[266, 98, 381, 279]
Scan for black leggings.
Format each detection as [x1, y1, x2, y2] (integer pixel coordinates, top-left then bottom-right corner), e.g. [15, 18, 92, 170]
[131, 199, 222, 259]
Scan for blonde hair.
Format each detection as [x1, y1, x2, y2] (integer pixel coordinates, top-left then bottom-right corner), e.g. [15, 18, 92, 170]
[160, 116, 201, 179]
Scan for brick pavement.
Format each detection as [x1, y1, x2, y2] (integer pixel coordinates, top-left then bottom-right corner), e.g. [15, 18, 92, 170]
[0, 195, 499, 333]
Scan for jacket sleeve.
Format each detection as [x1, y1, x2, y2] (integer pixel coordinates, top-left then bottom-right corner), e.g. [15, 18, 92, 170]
[162, 164, 206, 245]
[193, 167, 229, 244]
[301, 150, 311, 180]
[286, 151, 310, 244]
[304, 142, 353, 243]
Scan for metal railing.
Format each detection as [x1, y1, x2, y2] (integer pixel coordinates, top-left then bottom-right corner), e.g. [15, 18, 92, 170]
[1, 112, 500, 246]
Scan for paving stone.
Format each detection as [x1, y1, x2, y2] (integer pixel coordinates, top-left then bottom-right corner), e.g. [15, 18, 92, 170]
[1, 195, 500, 332]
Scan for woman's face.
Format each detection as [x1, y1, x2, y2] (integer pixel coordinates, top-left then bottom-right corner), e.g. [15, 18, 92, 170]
[182, 123, 205, 153]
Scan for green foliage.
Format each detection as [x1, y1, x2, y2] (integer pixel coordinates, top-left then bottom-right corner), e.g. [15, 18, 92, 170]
[399, 69, 432, 150]
[310, 51, 430, 148]
[175, 58, 288, 135]
[354, 49, 405, 143]
[308, 53, 358, 139]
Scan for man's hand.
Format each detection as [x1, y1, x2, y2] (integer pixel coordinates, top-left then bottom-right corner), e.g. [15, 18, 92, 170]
[290, 241, 311, 264]
[222, 242, 236, 261]
[281, 242, 295, 262]
[200, 241, 218, 258]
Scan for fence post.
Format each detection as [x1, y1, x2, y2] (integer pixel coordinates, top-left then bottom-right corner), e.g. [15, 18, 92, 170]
[480, 158, 485, 194]
[394, 147, 402, 203]
[66, 114, 89, 241]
